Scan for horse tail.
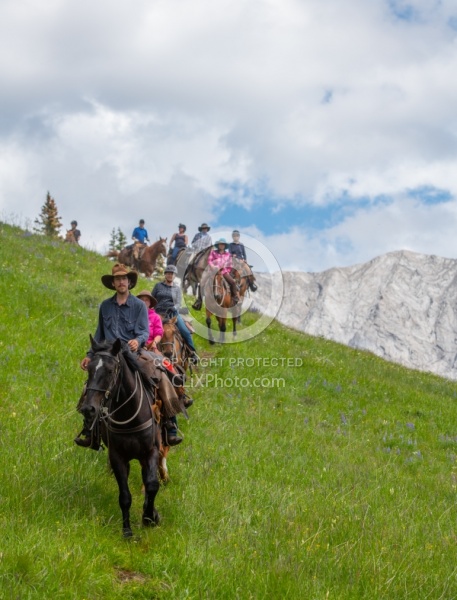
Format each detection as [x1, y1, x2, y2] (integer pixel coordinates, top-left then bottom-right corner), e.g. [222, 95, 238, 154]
[106, 249, 120, 258]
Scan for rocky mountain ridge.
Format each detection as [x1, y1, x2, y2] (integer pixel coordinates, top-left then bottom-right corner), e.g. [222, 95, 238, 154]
[251, 250, 457, 380]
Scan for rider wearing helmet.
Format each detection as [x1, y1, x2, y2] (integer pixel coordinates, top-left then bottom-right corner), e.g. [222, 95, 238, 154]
[228, 230, 246, 261]
[70, 220, 81, 243]
[132, 219, 150, 244]
[151, 265, 198, 361]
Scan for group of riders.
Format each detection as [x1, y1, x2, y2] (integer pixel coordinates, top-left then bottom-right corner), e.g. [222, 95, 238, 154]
[74, 219, 255, 454]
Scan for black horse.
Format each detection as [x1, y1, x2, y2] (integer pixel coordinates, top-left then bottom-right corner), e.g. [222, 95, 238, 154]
[78, 337, 160, 537]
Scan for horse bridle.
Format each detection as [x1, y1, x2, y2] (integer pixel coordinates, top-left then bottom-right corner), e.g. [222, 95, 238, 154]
[86, 351, 144, 424]
[85, 351, 121, 400]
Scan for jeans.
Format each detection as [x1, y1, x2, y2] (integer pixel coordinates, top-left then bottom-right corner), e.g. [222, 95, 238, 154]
[176, 314, 196, 351]
[170, 246, 182, 264]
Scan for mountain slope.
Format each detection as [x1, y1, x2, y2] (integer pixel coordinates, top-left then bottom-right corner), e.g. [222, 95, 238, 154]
[253, 250, 457, 379]
[2, 223, 457, 599]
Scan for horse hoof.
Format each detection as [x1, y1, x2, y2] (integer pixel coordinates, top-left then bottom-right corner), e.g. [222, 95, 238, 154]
[209, 339, 215, 345]
[143, 511, 160, 527]
[123, 528, 134, 538]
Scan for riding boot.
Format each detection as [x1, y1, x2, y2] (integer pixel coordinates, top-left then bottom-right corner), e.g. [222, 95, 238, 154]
[192, 298, 202, 310]
[163, 416, 183, 446]
[189, 350, 199, 365]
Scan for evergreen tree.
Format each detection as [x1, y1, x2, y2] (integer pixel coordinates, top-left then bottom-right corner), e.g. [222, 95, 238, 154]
[34, 192, 62, 238]
[116, 227, 127, 250]
[108, 228, 117, 252]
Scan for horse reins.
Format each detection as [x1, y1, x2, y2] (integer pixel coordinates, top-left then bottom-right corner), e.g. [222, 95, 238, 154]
[86, 351, 153, 434]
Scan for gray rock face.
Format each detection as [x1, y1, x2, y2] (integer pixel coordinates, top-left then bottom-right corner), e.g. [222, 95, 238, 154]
[252, 250, 457, 379]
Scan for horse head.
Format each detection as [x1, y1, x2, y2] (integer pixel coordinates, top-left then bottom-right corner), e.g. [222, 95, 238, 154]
[158, 237, 167, 257]
[159, 317, 178, 359]
[79, 336, 123, 425]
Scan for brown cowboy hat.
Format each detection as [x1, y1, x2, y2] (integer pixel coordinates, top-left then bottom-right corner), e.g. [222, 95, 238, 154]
[101, 263, 138, 290]
[136, 289, 158, 308]
[198, 223, 211, 231]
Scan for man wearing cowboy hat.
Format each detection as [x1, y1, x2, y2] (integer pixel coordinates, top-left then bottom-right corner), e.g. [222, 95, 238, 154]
[75, 263, 149, 447]
[191, 222, 213, 252]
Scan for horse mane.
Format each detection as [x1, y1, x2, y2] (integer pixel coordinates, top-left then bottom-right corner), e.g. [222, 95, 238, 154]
[93, 339, 140, 373]
[121, 346, 141, 373]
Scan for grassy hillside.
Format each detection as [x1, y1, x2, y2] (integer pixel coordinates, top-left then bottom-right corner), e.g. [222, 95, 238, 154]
[1, 221, 457, 599]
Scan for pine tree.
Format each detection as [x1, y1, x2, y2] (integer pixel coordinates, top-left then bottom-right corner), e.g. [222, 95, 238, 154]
[34, 192, 62, 238]
[108, 228, 117, 252]
[116, 227, 127, 250]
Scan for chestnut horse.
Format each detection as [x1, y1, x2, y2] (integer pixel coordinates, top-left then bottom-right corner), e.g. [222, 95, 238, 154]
[204, 260, 257, 343]
[64, 230, 79, 244]
[158, 316, 190, 372]
[78, 337, 161, 537]
[108, 238, 167, 277]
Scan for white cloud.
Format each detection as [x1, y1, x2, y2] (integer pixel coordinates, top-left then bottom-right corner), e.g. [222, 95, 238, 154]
[1, 0, 457, 268]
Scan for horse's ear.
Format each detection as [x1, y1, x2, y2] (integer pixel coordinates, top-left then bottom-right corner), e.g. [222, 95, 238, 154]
[171, 316, 177, 324]
[90, 334, 103, 352]
[112, 338, 122, 356]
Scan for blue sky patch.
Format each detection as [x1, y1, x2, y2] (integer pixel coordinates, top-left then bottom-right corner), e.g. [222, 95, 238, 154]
[408, 186, 453, 205]
[387, 1, 418, 22]
[213, 188, 393, 236]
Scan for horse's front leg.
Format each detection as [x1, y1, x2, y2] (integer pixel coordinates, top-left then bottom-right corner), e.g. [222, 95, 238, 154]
[141, 446, 160, 527]
[206, 313, 215, 344]
[192, 284, 203, 310]
[218, 317, 226, 343]
[110, 454, 133, 537]
[232, 316, 237, 338]
[158, 446, 170, 483]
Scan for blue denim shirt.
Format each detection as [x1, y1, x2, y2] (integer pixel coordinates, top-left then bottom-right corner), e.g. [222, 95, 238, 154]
[87, 293, 149, 357]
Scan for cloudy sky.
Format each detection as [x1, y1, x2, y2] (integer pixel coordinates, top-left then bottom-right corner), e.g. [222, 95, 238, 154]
[1, 0, 457, 272]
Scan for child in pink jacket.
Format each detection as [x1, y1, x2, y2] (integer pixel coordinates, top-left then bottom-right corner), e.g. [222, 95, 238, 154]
[137, 290, 164, 351]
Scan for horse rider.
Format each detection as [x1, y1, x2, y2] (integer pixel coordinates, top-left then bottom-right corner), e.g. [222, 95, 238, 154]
[208, 238, 240, 305]
[136, 290, 164, 351]
[191, 223, 212, 252]
[75, 263, 149, 447]
[132, 219, 150, 244]
[169, 223, 188, 265]
[131, 219, 150, 261]
[228, 230, 246, 261]
[69, 220, 81, 243]
[151, 265, 199, 364]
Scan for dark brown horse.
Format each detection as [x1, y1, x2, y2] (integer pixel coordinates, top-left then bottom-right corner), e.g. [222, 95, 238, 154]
[78, 337, 161, 537]
[108, 238, 167, 278]
[204, 261, 256, 343]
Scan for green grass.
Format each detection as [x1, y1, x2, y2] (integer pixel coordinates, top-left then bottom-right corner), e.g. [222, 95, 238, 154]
[1, 221, 457, 598]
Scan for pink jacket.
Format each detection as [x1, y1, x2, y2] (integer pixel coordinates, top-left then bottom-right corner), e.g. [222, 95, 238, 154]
[208, 249, 233, 275]
[147, 308, 164, 345]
